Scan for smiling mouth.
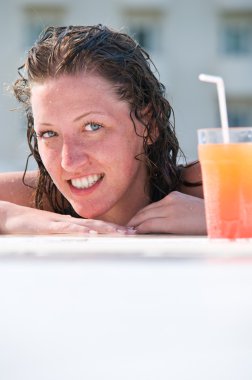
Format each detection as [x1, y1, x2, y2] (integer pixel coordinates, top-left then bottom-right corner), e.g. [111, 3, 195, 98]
[70, 174, 104, 189]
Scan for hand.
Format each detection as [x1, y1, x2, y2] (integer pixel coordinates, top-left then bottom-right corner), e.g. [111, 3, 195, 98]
[0, 201, 131, 235]
[127, 191, 206, 235]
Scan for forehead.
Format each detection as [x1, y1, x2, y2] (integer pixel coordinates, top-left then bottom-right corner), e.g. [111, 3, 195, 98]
[30, 72, 119, 99]
[30, 73, 133, 124]
[31, 73, 126, 107]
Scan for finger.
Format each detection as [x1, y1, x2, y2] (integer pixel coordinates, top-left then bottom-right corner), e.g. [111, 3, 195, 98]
[82, 219, 128, 234]
[54, 216, 129, 234]
[130, 191, 181, 218]
[128, 204, 167, 227]
[40, 221, 92, 235]
[127, 194, 181, 227]
[135, 216, 206, 235]
[134, 217, 175, 234]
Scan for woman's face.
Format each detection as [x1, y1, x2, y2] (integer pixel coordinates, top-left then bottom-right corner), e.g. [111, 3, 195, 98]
[31, 73, 150, 224]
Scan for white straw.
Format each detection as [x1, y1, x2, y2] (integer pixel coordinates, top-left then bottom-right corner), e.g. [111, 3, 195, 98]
[199, 73, 230, 143]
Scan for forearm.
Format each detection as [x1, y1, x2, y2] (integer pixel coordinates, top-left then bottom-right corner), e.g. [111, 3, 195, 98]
[0, 171, 37, 207]
[0, 201, 11, 234]
[0, 200, 131, 235]
[178, 161, 204, 198]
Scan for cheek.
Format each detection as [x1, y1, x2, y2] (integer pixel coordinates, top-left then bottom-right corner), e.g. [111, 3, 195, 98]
[111, 139, 144, 173]
[37, 144, 58, 173]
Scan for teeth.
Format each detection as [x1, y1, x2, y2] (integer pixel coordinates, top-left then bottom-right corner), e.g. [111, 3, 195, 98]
[71, 174, 103, 189]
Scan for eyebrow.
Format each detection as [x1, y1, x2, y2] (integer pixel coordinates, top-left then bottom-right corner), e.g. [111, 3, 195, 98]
[73, 111, 105, 122]
[36, 111, 106, 127]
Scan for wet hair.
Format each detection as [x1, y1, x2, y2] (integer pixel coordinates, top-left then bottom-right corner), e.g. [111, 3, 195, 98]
[13, 24, 184, 216]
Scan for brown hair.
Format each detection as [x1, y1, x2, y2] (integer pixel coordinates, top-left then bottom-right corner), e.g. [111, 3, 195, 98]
[14, 24, 184, 215]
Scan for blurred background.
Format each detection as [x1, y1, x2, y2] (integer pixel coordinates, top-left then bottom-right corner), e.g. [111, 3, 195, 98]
[0, 0, 252, 171]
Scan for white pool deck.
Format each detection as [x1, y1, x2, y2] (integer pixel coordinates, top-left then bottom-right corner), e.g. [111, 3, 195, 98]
[0, 235, 252, 380]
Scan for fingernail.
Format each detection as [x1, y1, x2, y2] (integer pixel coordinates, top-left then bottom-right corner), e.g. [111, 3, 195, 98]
[88, 230, 98, 235]
[116, 229, 127, 234]
[126, 226, 136, 234]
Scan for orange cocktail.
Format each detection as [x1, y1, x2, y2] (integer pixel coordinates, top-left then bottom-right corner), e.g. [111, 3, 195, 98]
[198, 128, 252, 238]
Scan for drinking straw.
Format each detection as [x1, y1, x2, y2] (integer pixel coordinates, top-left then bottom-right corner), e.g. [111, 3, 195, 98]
[199, 74, 230, 143]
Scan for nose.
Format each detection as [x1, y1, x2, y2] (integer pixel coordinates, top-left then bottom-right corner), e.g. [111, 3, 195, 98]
[61, 136, 90, 172]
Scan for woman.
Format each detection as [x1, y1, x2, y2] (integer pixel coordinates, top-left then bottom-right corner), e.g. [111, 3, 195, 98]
[0, 24, 205, 235]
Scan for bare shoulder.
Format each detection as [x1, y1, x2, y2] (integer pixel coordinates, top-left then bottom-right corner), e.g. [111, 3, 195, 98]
[177, 161, 204, 198]
[0, 170, 38, 207]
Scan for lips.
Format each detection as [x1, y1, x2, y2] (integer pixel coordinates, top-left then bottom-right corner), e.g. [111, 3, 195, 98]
[70, 173, 104, 189]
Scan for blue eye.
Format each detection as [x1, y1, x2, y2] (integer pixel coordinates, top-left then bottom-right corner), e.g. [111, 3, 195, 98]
[37, 130, 56, 139]
[84, 122, 102, 132]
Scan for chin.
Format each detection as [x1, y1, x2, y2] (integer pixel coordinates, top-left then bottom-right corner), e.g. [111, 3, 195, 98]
[71, 203, 109, 221]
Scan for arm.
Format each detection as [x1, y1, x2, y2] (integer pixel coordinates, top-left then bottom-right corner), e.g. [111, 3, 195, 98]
[0, 171, 130, 235]
[128, 191, 206, 235]
[0, 200, 131, 235]
[127, 161, 206, 235]
[177, 161, 204, 198]
[0, 171, 38, 208]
